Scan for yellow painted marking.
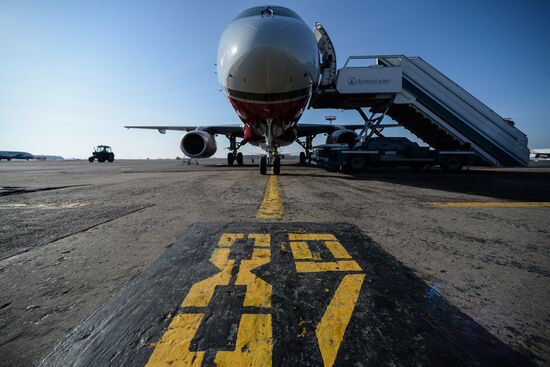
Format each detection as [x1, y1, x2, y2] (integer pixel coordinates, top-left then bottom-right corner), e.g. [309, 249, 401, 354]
[289, 233, 337, 241]
[214, 314, 272, 366]
[181, 248, 234, 307]
[256, 175, 283, 219]
[290, 241, 314, 260]
[296, 260, 362, 273]
[218, 233, 244, 247]
[324, 241, 352, 259]
[149, 232, 274, 366]
[145, 313, 204, 367]
[316, 274, 365, 367]
[236, 248, 272, 307]
[248, 233, 271, 247]
[432, 201, 550, 207]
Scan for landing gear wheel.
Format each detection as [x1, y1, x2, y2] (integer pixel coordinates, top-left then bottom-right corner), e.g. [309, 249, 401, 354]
[88, 157, 94, 163]
[299, 152, 306, 165]
[107, 156, 114, 162]
[227, 152, 234, 166]
[349, 156, 366, 172]
[98, 157, 105, 163]
[236, 152, 244, 166]
[442, 155, 463, 172]
[260, 155, 267, 175]
[273, 156, 281, 175]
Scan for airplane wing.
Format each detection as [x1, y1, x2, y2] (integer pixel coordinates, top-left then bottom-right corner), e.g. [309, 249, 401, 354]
[124, 125, 244, 137]
[125, 123, 399, 139]
[296, 123, 401, 137]
[296, 123, 363, 137]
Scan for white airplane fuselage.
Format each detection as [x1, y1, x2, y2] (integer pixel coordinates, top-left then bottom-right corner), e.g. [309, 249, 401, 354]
[217, 6, 320, 148]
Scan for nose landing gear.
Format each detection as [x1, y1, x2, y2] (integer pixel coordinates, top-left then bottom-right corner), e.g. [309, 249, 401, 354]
[259, 120, 281, 175]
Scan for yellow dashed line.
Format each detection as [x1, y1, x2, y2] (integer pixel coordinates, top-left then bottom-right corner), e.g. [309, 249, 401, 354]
[432, 201, 550, 207]
[256, 175, 283, 219]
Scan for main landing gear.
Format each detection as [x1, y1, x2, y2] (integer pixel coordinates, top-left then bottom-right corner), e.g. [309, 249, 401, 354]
[227, 136, 246, 166]
[296, 135, 314, 165]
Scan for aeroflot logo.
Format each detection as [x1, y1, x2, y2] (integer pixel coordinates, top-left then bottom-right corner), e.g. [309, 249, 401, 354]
[347, 77, 392, 86]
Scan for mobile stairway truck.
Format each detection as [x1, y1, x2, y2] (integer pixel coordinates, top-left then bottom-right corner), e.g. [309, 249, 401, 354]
[306, 23, 528, 172]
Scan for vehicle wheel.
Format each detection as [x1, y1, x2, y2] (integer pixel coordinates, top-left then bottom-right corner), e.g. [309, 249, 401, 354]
[236, 152, 244, 166]
[107, 156, 114, 162]
[227, 152, 234, 166]
[299, 152, 306, 165]
[349, 156, 366, 171]
[442, 155, 463, 172]
[260, 155, 267, 175]
[273, 156, 281, 175]
[88, 157, 94, 163]
[98, 157, 105, 163]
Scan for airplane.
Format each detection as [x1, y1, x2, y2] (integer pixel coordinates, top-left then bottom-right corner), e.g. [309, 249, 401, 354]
[0, 151, 34, 161]
[530, 148, 550, 161]
[126, 6, 370, 175]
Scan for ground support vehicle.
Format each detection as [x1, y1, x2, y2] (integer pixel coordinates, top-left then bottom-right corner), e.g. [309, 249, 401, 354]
[88, 146, 115, 163]
[313, 137, 475, 172]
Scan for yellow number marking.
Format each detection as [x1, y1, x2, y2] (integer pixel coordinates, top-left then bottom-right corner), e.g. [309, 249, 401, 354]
[218, 233, 244, 247]
[295, 260, 362, 273]
[316, 274, 365, 367]
[236, 247, 272, 307]
[145, 313, 204, 367]
[290, 241, 314, 260]
[214, 314, 272, 366]
[181, 248, 234, 307]
[146, 233, 272, 367]
[289, 233, 364, 367]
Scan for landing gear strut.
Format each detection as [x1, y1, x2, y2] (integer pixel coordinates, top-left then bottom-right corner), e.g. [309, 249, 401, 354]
[227, 136, 246, 166]
[259, 119, 281, 175]
[296, 135, 314, 165]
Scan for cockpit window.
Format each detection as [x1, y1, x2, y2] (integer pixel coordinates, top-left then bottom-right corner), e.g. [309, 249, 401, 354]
[234, 6, 303, 21]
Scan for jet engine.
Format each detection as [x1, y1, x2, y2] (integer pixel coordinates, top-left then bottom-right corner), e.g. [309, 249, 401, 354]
[180, 131, 217, 158]
[326, 129, 358, 147]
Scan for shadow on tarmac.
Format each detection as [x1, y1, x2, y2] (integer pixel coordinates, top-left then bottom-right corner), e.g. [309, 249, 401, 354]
[345, 168, 550, 202]
[283, 164, 550, 202]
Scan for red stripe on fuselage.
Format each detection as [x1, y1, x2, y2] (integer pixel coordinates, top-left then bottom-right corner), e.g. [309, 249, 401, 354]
[228, 95, 309, 125]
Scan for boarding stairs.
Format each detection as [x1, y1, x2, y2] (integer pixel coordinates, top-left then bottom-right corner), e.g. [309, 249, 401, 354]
[309, 54, 529, 167]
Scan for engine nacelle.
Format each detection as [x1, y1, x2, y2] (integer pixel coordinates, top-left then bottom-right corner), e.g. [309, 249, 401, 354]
[326, 129, 358, 146]
[180, 131, 217, 158]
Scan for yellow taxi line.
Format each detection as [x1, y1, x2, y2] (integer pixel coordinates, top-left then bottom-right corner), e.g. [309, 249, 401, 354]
[256, 175, 283, 219]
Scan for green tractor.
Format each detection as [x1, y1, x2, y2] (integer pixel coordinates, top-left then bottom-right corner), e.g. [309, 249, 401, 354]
[88, 145, 115, 163]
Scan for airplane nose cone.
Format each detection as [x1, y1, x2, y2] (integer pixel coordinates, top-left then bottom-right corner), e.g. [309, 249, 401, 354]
[217, 13, 320, 95]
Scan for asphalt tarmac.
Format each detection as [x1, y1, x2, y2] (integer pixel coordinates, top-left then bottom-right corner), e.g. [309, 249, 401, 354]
[1, 159, 549, 366]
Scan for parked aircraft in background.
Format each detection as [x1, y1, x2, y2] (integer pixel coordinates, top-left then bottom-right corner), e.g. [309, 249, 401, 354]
[126, 6, 369, 175]
[0, 151, 34, 161]
[530, 148, 550, 161]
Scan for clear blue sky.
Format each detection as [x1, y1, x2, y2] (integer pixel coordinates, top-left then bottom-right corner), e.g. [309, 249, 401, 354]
[1, 0, 549, 158]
